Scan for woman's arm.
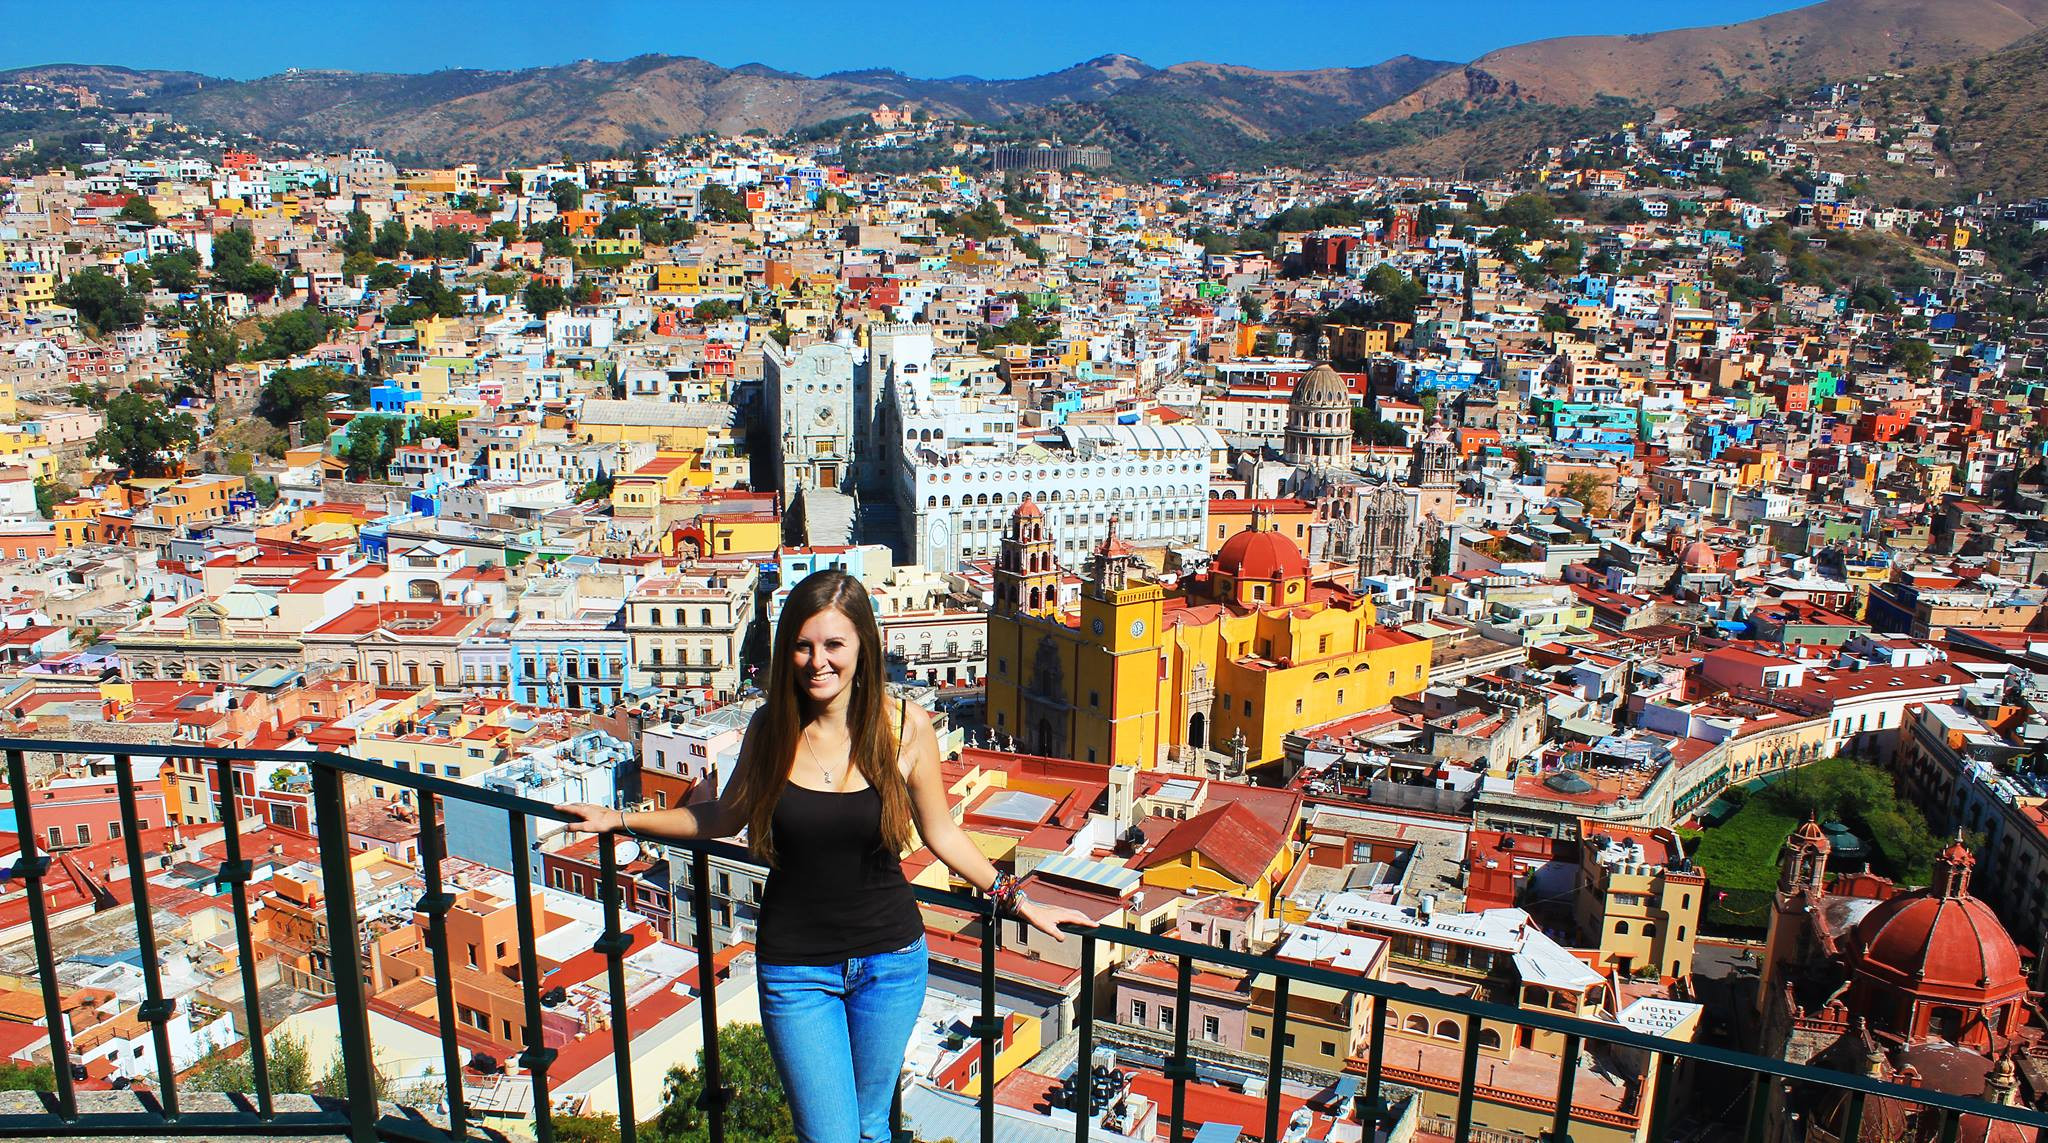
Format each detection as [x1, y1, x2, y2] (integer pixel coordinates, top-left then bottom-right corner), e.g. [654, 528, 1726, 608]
[560, 719, 754, 842]
[901, 704, 1096, 941]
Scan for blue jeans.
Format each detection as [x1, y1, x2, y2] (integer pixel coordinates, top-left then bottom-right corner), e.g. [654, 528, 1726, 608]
[757, 936, 928, 1143]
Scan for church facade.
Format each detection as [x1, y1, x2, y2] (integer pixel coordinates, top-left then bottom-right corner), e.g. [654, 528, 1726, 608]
[985, 502, 1434, 771]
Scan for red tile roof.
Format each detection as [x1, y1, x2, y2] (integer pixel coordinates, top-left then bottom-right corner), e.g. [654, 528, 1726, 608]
[1137, 800, 1283, 887]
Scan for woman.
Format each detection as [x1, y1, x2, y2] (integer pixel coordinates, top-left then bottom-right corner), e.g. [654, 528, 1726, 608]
[562, 569, 1094, 1143]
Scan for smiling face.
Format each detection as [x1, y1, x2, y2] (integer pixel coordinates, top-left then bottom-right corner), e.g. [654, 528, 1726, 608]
[790, 605, 861, 710]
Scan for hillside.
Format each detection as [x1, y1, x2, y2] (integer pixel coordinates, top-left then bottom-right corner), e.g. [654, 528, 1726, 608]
[991, 56, 1457, 175]
[0, 53, 1456, 169]
[1375, 0, 2048, 120]
[1887, 28, 2048, 201]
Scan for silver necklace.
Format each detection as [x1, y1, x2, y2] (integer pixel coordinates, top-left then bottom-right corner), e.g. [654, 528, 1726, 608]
[802, 723, 846, 788]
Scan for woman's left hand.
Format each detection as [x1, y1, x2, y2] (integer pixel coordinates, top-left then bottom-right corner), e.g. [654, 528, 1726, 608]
[1015, 899, 1098, 943]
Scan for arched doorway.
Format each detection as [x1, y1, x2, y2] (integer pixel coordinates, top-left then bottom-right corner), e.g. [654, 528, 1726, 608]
[1188, 712, 1206, 750]
[1037, 718, 1053, 756]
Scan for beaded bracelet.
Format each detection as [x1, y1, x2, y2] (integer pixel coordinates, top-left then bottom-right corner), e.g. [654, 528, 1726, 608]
[987, 871, 1024, 919]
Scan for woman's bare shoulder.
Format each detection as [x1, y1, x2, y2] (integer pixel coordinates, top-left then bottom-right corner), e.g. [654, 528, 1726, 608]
[895, 699, 935, 777]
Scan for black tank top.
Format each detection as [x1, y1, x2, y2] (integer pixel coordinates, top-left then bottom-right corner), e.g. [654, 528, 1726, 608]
[755, 782, 924, 965]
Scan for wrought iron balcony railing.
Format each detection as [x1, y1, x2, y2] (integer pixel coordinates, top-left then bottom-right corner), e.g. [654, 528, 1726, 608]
[1, 737, 2044, 1143]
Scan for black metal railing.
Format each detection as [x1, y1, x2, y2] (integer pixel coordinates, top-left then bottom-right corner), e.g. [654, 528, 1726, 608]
[2, 737, 2046, 1143]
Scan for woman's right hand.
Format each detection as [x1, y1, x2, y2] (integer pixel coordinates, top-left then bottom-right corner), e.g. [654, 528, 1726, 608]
[559, 804, 624, 836]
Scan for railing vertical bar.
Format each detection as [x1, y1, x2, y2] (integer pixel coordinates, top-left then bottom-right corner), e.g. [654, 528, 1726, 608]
[1643, 1052, 1678, 1143]
[312, 759, 379, 1143]
[1167, 954, 1193, 1143]
[1938, 1106, 1963, 1143]
[1264, 978, 1293, 1143]
[211, 755, 271, 1120]
[1363, 984, 1387, 1136]
[1745, 1076, 1775, 1143]
[508, 813, 555, 1143]
[977, 893, 1000, 1143]
[597, 837, 636, 1143]
[415, 791, 468, 1139]
[113, 754, 179, 1119]
[1072, 931, 1097, 1143]
[1548, 1032, 1582, 1143]
[690, 848, 730, 1143]
[5, 747, 75, 1122]
[1839, 1090, 1866, 1143]
[1453, 1012, 1482, 1142]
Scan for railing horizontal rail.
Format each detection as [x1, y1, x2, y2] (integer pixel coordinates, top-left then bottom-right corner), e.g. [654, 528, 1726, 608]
[0, 737, 2041, 1139]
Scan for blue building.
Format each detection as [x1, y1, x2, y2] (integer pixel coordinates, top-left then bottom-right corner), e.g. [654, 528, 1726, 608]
[508, 613, 631, 711]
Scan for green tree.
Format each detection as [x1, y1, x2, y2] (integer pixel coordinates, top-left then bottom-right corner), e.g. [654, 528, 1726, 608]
[1766, 757, 1938, 884]
[697, 184, 752, 224]
[1238, 290, 1264, 322]
[691, 299, 735, 322]
[210, 229, 280, 296]
[1561, 471, 1603, 511]
[68, 383, 106, 409]
[365, 261, 408, 291]
[371, 217, 407, 259]
[555, 1113, 622, 1143]
[251, 306, 339, 360]
[118, 194, 161, 226]
[415, 413, 466, 444]
[55, 267, 143, 333]
[551, 179, 585, 213]
[33, 478, 73, 518]
[1494, 193, 1555, 234]
[1889, 337, 1936, 379]
[146, 249, 203, 293]
[647, 1023, 790, 1143]
[256, 366, 344, 440]
[525, 280, 569, 317]
[342, 415, 405, 480]
[93, 392, 199, 476]
[0, 1063, 56, 1092]
[577, 475, 615, 502]
[182, 302, 241, 392]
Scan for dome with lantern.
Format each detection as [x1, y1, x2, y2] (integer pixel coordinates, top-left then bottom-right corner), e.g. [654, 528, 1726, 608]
[1845, 836, 2029, 1049]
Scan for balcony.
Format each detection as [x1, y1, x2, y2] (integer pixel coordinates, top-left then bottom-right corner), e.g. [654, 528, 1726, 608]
[2, 738, 2045, 1143]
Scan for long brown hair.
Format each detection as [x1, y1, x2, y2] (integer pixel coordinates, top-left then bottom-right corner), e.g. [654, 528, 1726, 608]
[728, 570, 912, 867]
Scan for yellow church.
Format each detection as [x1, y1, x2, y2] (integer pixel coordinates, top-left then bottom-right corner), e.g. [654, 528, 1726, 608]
[985, 502, 1433, 770]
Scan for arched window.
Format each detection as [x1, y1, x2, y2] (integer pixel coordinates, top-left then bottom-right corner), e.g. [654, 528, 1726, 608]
[1642, 923, 1656, 939]
[1436, 1020, 1460, 1041]
[1405, 1015, 1429, 1034]
[1615, 921, 1630, 935]
[1478, 1028, 1502, 1051]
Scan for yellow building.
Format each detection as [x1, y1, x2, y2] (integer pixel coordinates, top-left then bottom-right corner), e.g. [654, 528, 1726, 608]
[986, 505, 1432, 770]
[5, 269, 56, 317]
[1573, 823, 1705, 981]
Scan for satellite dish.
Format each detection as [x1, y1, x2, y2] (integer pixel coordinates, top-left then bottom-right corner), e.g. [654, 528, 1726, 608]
[615, 839, 641, 865]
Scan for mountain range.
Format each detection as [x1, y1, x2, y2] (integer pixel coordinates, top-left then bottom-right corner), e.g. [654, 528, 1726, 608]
[8, 0, 2048, 187]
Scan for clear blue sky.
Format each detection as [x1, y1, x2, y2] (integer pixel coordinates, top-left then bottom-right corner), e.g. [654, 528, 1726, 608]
[1, 0, 1816, 79]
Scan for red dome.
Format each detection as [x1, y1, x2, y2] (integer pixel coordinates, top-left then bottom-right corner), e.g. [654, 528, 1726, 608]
[1680, 539, 1718, 570]
[1215, 527, 1309, 582]
[1014, 497, 1043, 519]
[1851, 893, 2025, 998]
